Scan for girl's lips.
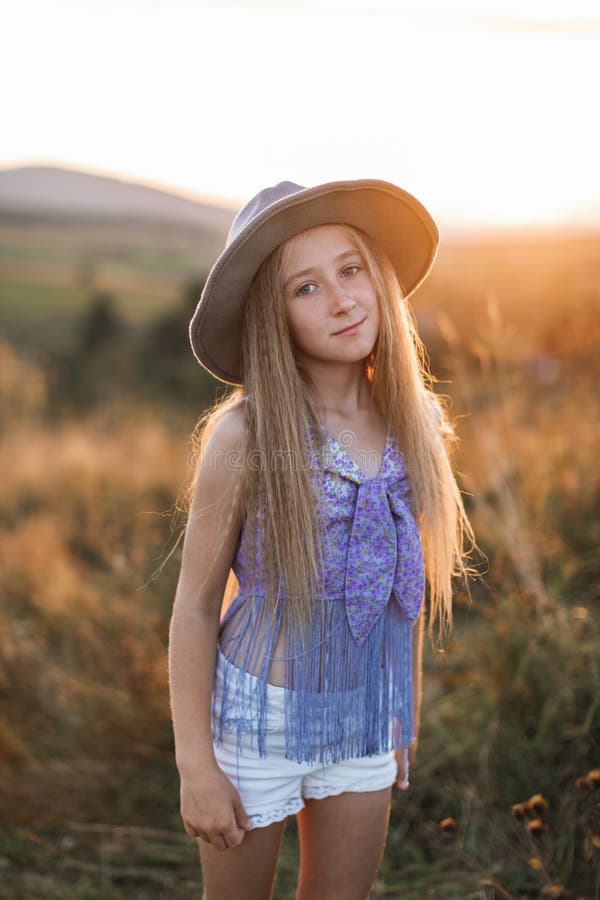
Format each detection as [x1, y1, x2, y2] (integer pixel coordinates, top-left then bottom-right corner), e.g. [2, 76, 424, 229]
[334, 317, 365, 336]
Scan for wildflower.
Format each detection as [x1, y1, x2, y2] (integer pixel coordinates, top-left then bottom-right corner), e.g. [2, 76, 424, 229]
[511, 802, 528, 821]
[587, 769, 600, 787]
[541, 886, 566, 899]
[574, 776, 593, 790]
[528, 793, 548, 816]
[526, 818, 545, 837]
[438, 817, 458, 833]
[527, 856, 543, 870]
[584, 834, 600, 861]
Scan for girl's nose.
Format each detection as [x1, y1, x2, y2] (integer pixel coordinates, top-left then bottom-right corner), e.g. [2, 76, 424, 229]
[330, 285, 356, 312]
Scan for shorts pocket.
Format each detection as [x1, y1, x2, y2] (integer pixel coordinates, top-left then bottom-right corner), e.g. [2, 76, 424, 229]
[213, 698, 282, 735]
[213, 651, 282, 734]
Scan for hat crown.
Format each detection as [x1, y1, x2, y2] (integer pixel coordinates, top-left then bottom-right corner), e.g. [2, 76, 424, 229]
[227, 181, 306, 246]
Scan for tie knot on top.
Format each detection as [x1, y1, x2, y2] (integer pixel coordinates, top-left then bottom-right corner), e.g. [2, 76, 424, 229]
[309, 424, 425, 646]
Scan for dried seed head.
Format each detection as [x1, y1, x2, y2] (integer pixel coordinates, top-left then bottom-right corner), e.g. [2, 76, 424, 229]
[528, 793, 548, 816]
[587, 769, 600, 787]
[584, 834, 600, 861]
[439, 817, 458, 833]
[574, 776, 593, 790]
[511, 803, 528, 820]
[526, 818, 545, 837]
[541, 885, 566, 899]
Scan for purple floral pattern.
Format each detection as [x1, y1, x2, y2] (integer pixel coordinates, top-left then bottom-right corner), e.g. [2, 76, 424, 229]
[313, 426, 425, 645]
[216, 417, 425, 763]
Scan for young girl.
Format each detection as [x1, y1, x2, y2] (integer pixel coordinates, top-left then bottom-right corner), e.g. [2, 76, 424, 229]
[169, 179, 474, 900]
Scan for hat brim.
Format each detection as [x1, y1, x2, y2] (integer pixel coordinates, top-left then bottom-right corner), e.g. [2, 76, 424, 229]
[189, 179, 439, 385]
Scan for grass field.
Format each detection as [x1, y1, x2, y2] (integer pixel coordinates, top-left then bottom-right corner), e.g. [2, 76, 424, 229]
[0, 216, 598, 898]
[0, 216, 223, 350]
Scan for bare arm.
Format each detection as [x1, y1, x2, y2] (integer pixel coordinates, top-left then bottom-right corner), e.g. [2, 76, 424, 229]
[168, 405, 251, 848]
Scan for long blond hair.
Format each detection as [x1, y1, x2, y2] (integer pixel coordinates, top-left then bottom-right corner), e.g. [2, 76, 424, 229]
[188, 224, 475, 643]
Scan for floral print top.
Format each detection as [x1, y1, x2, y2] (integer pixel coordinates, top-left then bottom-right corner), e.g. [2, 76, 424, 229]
[214, 418, 426, 766]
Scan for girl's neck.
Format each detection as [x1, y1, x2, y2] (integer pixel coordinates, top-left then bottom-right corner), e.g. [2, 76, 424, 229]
[310, 365, 374, 422]
[244, 371, 374, 418]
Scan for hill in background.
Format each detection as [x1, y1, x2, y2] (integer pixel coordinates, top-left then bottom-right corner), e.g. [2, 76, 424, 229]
[0, 165, 240, 349]
[0, 164, 237, 231]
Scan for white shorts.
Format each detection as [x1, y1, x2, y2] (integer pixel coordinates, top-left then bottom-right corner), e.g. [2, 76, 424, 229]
[212, 648, 402, 829]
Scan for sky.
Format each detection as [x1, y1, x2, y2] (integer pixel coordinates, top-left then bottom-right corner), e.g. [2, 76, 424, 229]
[2, 0, 599, 228]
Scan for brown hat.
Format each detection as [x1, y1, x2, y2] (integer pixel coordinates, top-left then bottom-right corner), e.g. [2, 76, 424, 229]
[189, 178, 439, 385]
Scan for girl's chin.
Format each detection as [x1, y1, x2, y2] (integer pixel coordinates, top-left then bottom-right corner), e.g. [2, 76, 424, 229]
[293, 337, 378, 369]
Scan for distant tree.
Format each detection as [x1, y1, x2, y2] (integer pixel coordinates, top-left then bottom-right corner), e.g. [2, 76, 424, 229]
[80, 291, 125, 354]
[145, 276, 207, 358]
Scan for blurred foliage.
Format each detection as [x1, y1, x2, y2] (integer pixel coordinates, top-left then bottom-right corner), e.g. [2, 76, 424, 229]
[79, 291, 127, 355]
[30, 275, 215, 417]
[0, 225, 598, 897]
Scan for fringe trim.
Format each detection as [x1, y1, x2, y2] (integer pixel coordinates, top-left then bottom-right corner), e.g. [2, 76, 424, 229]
[212, 595, 414, 765]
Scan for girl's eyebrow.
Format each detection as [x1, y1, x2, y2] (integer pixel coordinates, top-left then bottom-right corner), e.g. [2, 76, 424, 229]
[284, 248, 361, 290]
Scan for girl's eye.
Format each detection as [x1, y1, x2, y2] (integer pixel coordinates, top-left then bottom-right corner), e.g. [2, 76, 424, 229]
[294, 265, 360, 296]
[296, 282, 317, 296]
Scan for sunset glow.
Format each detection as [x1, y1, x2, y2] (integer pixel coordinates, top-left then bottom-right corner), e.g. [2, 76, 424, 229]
[2, 0, 598, 228]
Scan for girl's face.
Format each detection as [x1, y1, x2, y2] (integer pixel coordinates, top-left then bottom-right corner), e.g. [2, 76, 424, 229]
[281, 224, 380, 370]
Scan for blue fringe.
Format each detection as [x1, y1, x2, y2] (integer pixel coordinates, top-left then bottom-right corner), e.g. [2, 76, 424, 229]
[213, 589, 415, 765]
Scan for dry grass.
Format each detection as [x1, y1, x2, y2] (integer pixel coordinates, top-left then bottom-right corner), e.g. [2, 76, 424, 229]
[0, 229, 598, 897]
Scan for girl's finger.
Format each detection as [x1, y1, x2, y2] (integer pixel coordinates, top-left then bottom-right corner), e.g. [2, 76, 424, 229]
[203, 832, 227, 851]
[395, 748, 410, 789]
[395, 748, 407, 774]
[184, 820, 199, 838]
[233, 794, 254, 831]
[216, 832, 229, 851]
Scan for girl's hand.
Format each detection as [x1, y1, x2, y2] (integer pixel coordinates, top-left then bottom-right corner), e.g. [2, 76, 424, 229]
[179, 763, 254, 851]
[394, 744, 416, 790]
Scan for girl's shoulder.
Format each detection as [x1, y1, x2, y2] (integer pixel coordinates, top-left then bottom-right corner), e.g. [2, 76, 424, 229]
[210, 403, 247, 447]
[199, 402, 248, 481]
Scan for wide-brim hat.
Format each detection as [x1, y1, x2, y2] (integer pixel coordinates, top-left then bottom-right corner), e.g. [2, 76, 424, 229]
[189, 178, 439, 385]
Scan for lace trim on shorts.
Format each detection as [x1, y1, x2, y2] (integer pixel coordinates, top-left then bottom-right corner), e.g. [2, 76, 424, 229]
[249, 797, 305, 828]
[302, 773, 397, 800]
[248, 771, 397, 827]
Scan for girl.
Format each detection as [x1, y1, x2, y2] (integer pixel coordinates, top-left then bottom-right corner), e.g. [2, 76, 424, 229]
[169, 179, 474, 900]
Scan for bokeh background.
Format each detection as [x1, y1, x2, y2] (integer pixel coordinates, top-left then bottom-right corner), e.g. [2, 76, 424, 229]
[1, 1, 598, 898]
